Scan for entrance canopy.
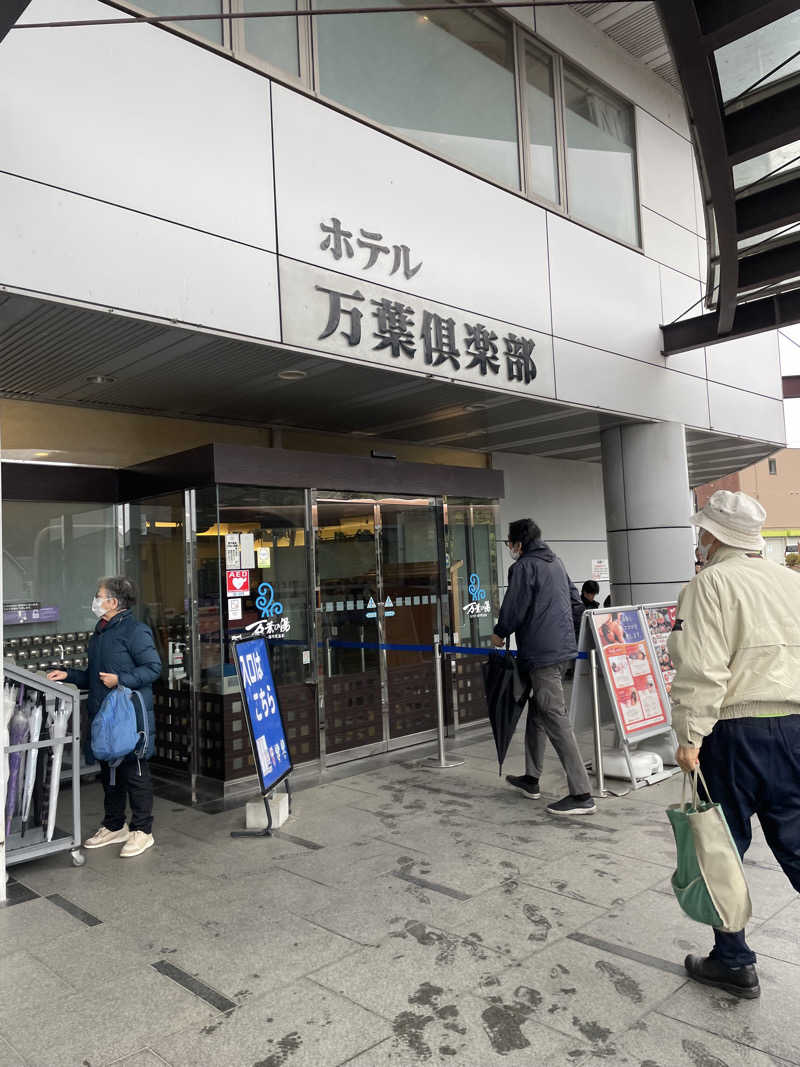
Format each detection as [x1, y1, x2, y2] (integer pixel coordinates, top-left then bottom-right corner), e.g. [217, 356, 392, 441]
[0, 290, 775, 482]
[654, 0, 800, 353]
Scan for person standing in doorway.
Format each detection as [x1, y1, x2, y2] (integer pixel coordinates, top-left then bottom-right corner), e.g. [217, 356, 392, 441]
[670, 490, 800, 999]
[492, 518, 595, 815]
[48, 577, 161, 857]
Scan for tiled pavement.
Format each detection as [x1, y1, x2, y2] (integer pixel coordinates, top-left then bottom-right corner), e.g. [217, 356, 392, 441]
[2, 730, 799, 1067]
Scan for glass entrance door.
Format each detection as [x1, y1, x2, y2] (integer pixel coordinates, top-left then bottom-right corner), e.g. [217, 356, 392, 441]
[315, 493, 443, 762]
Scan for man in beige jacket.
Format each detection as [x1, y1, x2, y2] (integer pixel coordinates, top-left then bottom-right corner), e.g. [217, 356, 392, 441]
[668, 489, 800, 999]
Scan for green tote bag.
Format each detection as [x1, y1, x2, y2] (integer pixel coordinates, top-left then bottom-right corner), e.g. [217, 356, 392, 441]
[666, 768, 752, 932]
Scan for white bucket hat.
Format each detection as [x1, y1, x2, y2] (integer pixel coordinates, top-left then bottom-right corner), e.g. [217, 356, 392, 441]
[690, 490, 766, 551]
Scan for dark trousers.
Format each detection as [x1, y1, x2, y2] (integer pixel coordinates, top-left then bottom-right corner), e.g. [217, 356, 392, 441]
[100, 756, 154, 835]
[699, 715, 800, 968]
[521, 662, 592, 797]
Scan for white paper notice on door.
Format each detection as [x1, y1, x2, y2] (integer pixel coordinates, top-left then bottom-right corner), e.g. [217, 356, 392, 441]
[225, 533, 241, 569]
[228, 598, 242, 621]
[257, 546, 271, 569]
[240, 533, 255, 570]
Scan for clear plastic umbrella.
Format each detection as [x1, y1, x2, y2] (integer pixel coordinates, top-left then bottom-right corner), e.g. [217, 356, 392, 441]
[5, 702, 29, 837]
[45, 698, 72, 842]
[2, 683, 18, 844]
[20, 698, 43, 836]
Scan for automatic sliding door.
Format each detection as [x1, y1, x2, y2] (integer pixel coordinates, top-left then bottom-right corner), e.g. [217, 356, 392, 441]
[316, 499, 383, 756]
[380, 498, 441, 741]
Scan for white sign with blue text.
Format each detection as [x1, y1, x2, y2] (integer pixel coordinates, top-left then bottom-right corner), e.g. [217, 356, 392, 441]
[233, 637, 293, 794]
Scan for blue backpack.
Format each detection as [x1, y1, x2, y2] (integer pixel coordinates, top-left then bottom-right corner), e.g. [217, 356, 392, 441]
[91, 686, 149, 782]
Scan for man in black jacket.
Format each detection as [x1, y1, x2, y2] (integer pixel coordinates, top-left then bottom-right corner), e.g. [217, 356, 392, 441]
[492, 518, 595, 815]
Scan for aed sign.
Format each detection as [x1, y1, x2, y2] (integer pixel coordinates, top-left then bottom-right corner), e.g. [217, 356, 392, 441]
[233, 636, 293, 794]
[226, 569, 250, 597]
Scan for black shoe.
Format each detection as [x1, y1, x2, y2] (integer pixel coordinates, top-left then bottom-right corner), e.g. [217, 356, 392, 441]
[506, 774, 541, 798]
[684, 954, 760, 999]
[546, 795, 596, 816]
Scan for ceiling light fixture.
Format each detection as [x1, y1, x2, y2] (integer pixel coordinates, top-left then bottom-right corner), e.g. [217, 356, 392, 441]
[278, 369, 307, 382]
[85, 374, 116, 384]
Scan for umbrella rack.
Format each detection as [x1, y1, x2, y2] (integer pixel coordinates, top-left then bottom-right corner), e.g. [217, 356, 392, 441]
[2, 665, 84, 883]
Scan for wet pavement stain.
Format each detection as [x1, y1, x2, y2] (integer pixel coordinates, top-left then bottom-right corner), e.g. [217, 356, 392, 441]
[392, 982, 468, 1060]
[523, 902, 553, 942]
[254, 1031, 303, 1067]
[480, 986, 542, 1054]
[572, 1017, 612, 1043]
[390, 919, 490, 966]
[594, 960, 644, 1003]
[681, 1038, 730, 1067]
[392, 1010, 436, 1060]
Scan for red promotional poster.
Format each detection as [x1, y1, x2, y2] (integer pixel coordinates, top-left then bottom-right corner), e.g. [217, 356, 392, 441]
[226, 569, 250, 597]
[591, 609, 669, 735]
[643, 604, 678, 697]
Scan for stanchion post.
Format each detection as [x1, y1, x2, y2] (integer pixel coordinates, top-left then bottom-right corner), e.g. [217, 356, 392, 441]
[589, 649, 608, 798]
[423, 639, 464, 770]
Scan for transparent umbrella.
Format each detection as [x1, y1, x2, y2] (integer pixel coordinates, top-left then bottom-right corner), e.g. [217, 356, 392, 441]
[20, 697, 43, 836]
[5, 702, 29, 837]
[45, 698, 72, 842]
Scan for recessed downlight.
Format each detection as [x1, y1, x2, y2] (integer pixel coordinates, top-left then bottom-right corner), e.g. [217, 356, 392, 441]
[278, 369, 307, 382]
[85, 374, 116, 385]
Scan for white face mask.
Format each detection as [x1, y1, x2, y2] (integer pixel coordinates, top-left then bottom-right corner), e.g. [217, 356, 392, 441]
[91, 596, 108, 618]
[696, 533, 713, 566]
[509, 545, 522, 562]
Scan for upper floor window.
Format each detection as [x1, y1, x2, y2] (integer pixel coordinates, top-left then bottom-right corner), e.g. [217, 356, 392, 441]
[314, 1, 521, 191]
[563, 65, 639, 246]
[769, 458, 778, 475]
[128, 1, 642, 248]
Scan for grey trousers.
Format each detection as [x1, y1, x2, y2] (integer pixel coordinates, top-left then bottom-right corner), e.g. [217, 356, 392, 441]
[522, 661, 592, 797]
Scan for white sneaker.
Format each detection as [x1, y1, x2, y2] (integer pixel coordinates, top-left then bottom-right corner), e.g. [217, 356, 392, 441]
[120, 830, 154, 858]
[84, 824, 130, 848]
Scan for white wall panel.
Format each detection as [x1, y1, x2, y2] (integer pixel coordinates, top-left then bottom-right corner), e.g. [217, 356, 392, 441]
[706, 332, 783, 398]
[271, 85, 551, 334]
[493, 451, 608, 593]
[659, 267, 706, 378]
[642, 209, 702, 279]
[534, 5, 690, 137]
[548, 215, 662, 362]
[636, 110, 697, 233]
[555, 338, 710, 428]
[708, 382, 786, 444]
[0, 174, 280, 341]
[4, 0, 275, 249]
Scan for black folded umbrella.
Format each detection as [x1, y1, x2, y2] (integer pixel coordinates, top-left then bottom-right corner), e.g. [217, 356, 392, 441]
[482, 650, 528, 775]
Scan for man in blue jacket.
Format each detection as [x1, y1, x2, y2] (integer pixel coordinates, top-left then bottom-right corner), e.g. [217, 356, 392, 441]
[49, 576, 162, 857]
[492, 518, 595, 815]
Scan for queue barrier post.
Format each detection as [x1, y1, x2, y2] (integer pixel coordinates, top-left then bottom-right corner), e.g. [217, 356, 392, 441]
[422, 639, 464, 770]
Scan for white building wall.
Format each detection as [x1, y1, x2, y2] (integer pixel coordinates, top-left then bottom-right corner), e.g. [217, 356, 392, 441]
[493, 452, 608, 600]
[0, 0, 787, 449]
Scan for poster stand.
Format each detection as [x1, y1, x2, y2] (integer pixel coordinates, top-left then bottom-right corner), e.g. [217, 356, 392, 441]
[570, 606, 680, 791]
[229, 635, 294, 841]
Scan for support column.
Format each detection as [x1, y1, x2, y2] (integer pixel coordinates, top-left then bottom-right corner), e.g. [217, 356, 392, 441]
[601, 423, 694, 605]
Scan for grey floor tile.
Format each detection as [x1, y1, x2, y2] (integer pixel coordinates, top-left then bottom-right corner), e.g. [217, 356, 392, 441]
[0, 952, 73, 1032]
[749, 899, 800, 966]
[310, 919, 508, 1019]
[580, 1011, 789, 1067]
[660, 953, 800, 1065]
[0, 1035, 26, 1067]
[474, 936, 687, 1050]
[520, 847, 668, 908]
[0, 896, 85, 954]
[575, 888, 740, 966]
[29, 923, 162, 989]
[305, 872, 470, 946]
[152, 977, 389, 1067]
[276, 839, 408, 889]
[161, 908, 358, 1001]
[105, 1049, 172, 1066]
[2, 964, 217, 1067]
[448, 880, 605, 962]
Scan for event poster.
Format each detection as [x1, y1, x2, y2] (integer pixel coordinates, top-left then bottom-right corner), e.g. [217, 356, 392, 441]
[643, 604, 678, 697]
[591, 609, 669, 735]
